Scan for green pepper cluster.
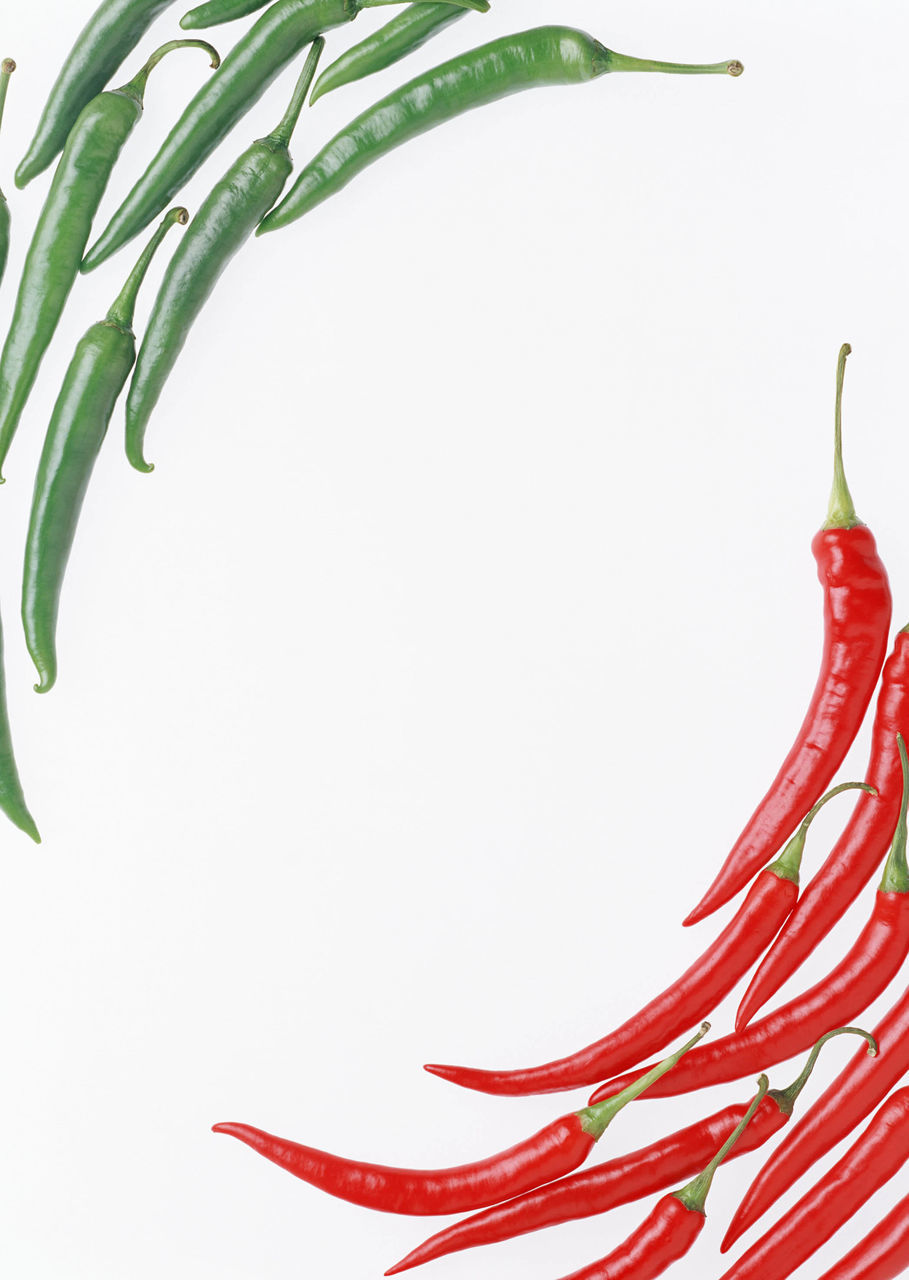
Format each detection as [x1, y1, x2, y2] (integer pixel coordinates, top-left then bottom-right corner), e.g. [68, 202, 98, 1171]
[0, 0, 740, 844]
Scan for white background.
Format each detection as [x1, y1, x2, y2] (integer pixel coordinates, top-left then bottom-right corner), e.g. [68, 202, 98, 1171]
[0, 1, 907, 1276]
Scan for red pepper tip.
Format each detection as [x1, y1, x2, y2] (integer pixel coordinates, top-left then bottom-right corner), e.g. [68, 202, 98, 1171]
[423, 1063, 461, 1083]
[721, 1207, 751, 1252]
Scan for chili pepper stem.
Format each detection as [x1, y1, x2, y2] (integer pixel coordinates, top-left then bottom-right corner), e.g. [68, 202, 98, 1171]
[879, 734, 909, 892]
[120, 38, 221, 104]
[0, 58, 14, 207]
[769, 780, 875, 883]
[598, 49, 744, 77]
[578, 1023, 710, 1139]
[770, 1028, 877, 1115]
[106, 208, 189, 332]
[0, 59, 15, 136]
[267, 38, 325, 146]
[824, 343, 861, 529]
[676, 1075, 769, 1213]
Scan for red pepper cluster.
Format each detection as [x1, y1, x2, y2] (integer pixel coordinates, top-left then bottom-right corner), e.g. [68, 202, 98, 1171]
[214, 346, 909, 1280]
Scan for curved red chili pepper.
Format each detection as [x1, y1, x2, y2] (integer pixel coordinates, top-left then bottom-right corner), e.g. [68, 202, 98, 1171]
[213, 1025, 707, 1216]
[685, 346, 892, 927]
[424, 783, 866, 1097]
[718, 1088, 909, 1280]
[817, 1189, 909, 1280]
[590, 737, 908, 1109]
[555, 1077, 769, 1280]
[386, 1031, 865, 1275]
[736, 625, 909, 1029]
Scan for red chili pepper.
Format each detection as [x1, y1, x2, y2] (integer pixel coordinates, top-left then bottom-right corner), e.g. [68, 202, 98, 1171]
[817, 1189, 909, 1280]
[685, 345, 892, 927]
[212, 1025, 707, 1216]
[736, 625, 909, 1029]
[724, 981, 909, 1246]
[718, 1087, 909, 1280]
[386, 1030, 870, 1276]
[587, 744, 905, 1107]
[552, 1077, 769, 1280]
[424, 782, 866, 1097]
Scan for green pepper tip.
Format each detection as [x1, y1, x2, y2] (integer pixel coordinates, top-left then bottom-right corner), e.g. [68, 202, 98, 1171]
[727, 60, 744, 77]
[21, 815, 40, 843]
[1, 59, 16, 77]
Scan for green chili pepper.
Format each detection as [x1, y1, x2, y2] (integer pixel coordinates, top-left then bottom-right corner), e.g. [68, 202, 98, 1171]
[261, 26, 743, 234]
[181, 0, 274, 28]
[310, 1, 486, 105]
[0, 613, 40, 842]
[0, 40, 218, 484]
[0, 58, 15, 289]
[124, 40, 324, 473]
[180, 0, 483, 29]
[16, 0, 185, 189]
[81, 0, 489, 273]
[22, 209, 189, 696]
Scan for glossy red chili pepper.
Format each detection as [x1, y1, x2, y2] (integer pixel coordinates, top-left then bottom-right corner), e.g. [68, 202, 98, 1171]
[718, 1088, 909, 1279]
[213, 1025, 707, 1216]
[424, 783, 865, 1097]
[386, 1030, 869, 1275]
[817, 1189, 909, 1280]
[589, 746, 905, 1106]
[685, 346, 892, 926]
[724, 978, 909, 1245]
[736, 625, 909, 1028]
[554, 1077, 769, 1280]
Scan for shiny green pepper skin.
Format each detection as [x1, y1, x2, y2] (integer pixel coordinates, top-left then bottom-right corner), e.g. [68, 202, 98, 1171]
[17, 0, 180, 188]
[124, 40, 324, 472]
[261, 26, 741, 233]
[0, 40, 218, 482]
[22, 210, 188, 695]
[310, 1, 482, 105]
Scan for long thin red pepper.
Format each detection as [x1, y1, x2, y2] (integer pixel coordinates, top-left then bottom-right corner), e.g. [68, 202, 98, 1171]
[736, 625, 909, 1028]
[724, 977, 909, 1245]
[386, 1029, 872, 1275]
[817, 1189, 909, 1280]
[554, 1077, 770, 1280]
[685, 345, 892, 926]
[718, 1087, 909, 1280]
[212, 1025, 707, 1216]
[424, 782, 867, 1097]
[588, 743, 907, 1106]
